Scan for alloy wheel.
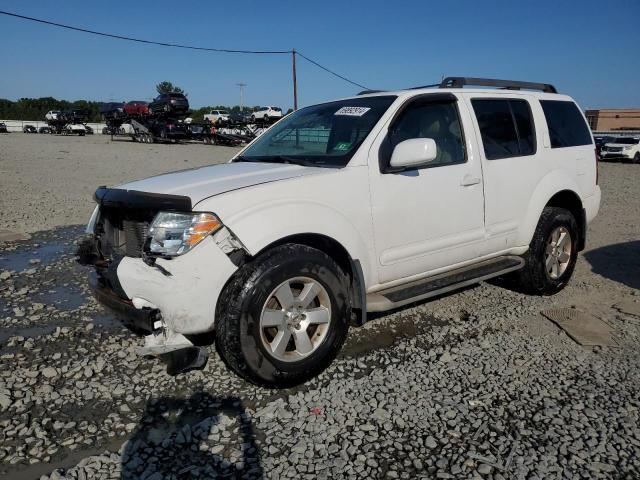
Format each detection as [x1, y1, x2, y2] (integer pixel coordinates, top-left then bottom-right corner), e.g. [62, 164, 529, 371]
[545, 226, 572, 279]
[259, 277, 331, 362]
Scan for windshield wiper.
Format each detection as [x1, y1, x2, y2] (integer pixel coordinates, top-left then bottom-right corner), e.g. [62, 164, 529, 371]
[235, 155, 313, 167]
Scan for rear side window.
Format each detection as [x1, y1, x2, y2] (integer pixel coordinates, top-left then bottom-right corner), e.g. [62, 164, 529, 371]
[540, 100, 592, 148]
[471, 99, 536, 160]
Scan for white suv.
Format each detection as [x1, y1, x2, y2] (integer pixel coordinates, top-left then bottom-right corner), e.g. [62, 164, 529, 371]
[78, 77, 601, 387]
[204, 110, 229, 125]
[45, 110, 61, 121]
[600, 136, 640, 163]
[251, 106, 283, 122]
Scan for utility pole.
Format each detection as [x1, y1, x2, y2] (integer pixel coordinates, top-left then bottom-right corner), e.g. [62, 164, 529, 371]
[236, 82, 246, 111]
[292, 49, 298, 111]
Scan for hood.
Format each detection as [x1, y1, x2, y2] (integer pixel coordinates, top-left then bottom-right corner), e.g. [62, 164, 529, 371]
[117, 161, 329, 205]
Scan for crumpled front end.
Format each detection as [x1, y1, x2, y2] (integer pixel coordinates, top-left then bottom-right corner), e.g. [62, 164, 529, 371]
[77, 187, 241, 374]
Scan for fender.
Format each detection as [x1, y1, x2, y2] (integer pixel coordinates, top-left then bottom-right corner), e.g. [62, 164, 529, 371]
[517, 168, 583, 246]
[219, 198, 375, 287]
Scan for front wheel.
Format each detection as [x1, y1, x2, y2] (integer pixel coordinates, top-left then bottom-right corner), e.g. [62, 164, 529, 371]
[215, 244, 350, 387]
[633, 152, 640, 164]
[516, 207, 579, 295]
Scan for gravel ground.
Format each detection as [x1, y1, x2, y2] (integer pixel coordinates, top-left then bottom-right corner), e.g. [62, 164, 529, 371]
[0, 135, 639, 480]
[0, 133, 238, 235]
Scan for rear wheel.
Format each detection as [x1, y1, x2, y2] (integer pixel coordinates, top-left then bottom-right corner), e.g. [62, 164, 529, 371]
[516, 207, 579, 295]
[215, 244, 350, 387]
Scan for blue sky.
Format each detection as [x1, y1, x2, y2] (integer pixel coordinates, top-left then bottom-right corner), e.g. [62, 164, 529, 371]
[1, 0, 639, 110]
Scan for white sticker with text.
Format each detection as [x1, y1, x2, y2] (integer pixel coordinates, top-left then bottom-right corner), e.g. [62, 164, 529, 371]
[334, 106, 371, 116]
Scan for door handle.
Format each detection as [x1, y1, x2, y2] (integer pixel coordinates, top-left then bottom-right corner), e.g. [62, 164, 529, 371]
[460, 174, 481, 186]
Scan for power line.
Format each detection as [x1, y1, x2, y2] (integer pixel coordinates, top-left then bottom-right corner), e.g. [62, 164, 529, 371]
[296, 51, 369, 90]
[0, 9, 372, 97]
[0, 10, 290, 54]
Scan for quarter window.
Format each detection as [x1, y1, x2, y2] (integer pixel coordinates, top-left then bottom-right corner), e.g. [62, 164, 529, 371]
[471, 99, 536, 160]
[540, 100, 592, 148]
[388, 100, 466, 167]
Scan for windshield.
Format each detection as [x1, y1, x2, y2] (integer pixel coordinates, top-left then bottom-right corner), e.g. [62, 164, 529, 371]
[613, 137, 638, 144]
[238, 96, 396, 167]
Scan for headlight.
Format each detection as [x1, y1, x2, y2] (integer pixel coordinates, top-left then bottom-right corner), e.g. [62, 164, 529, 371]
[623, 145, 632, 150]
[148, 212, 222, 256]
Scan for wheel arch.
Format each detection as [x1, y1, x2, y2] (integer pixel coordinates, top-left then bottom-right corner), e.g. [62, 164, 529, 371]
[520, 171, 586, 251]
[253, 233, 367, 326]
[545, 190, 586, 250]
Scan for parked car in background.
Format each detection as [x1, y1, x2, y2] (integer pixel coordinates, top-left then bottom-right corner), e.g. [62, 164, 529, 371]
[228, 110, 252, 125]
[251, 106, 282, 122]
[600, 137, 640, 163]
[64, 124, 86, 136]
[23, 125, 37, 133]
[149, 93, 189, 115]
[38, 126, 51, 134]
[84, 125, 94, 135]
[204, 110, 230, 125]
[0, 122, 8, 133]
[123, 100, 150, 116]
[78, 77, 601, 387]
[100, 102, 124, 120]
[149, 118, 187, 141]
[186, 123, 212, 142]
[45, 110, 61, 121]
[594, 135, 615, 157]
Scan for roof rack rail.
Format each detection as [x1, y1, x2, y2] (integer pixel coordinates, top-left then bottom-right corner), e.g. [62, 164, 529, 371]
[439, 77, 557, 94]
[357, 89, 386, 95]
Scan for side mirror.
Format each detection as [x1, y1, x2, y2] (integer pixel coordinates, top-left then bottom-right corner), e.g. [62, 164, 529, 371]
[389, 138, 437, 170]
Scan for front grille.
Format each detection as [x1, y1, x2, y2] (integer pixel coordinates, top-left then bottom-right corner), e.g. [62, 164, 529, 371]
[605, 146, 622, 153]
[123, 220, 150, 257]
[97, 207, 155, 259]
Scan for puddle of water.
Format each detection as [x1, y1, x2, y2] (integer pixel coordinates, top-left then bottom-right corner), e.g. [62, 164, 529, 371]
[92, 313, 125, 330]
[35, 286, 87, 311]
[341, 314, 449, 358]
[0, 242, 71, 272]
[0, 324, 57, 343]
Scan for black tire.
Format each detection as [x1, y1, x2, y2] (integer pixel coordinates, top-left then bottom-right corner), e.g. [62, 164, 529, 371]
[215, 244, 351, 387]
[633, 152, 640, 164]
[516, 207, 579, 295]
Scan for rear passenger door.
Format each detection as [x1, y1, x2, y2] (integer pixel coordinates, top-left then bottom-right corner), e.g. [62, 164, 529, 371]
[465, 94, 541, 254]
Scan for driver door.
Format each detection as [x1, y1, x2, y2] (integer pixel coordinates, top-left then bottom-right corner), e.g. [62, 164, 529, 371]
[368, 94, 486, 284]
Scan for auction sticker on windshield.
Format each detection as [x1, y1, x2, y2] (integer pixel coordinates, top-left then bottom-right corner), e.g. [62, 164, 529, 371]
[334, 106, 371, 116]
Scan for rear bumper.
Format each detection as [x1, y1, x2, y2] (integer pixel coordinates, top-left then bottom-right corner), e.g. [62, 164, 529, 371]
[584, 186, 601, 225]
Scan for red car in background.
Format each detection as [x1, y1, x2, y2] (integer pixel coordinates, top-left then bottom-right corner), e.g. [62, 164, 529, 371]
[123, 101, 150, 116]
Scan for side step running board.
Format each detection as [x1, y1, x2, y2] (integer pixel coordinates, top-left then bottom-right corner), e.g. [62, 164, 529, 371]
[367, 256, 524, 312]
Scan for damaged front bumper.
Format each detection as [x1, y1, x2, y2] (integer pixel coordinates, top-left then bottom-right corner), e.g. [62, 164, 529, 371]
[78, 229, 240, 374]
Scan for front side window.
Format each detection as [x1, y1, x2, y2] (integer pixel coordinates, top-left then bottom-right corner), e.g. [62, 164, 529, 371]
[540, 100, 592, 148]
[387, 99, 466, 167]
[238, 96, 396, 168]
[471, 99, 536, 160]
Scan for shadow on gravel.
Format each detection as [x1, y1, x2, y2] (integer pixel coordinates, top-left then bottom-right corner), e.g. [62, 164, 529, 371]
[584, 240, 640, 290]
[122, 392, 263, 480]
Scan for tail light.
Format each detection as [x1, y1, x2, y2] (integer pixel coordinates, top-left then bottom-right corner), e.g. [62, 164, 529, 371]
[594, 147, 599, 185]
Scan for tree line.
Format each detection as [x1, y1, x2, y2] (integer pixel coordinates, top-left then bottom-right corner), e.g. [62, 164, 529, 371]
[0, 97, 104, 122]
